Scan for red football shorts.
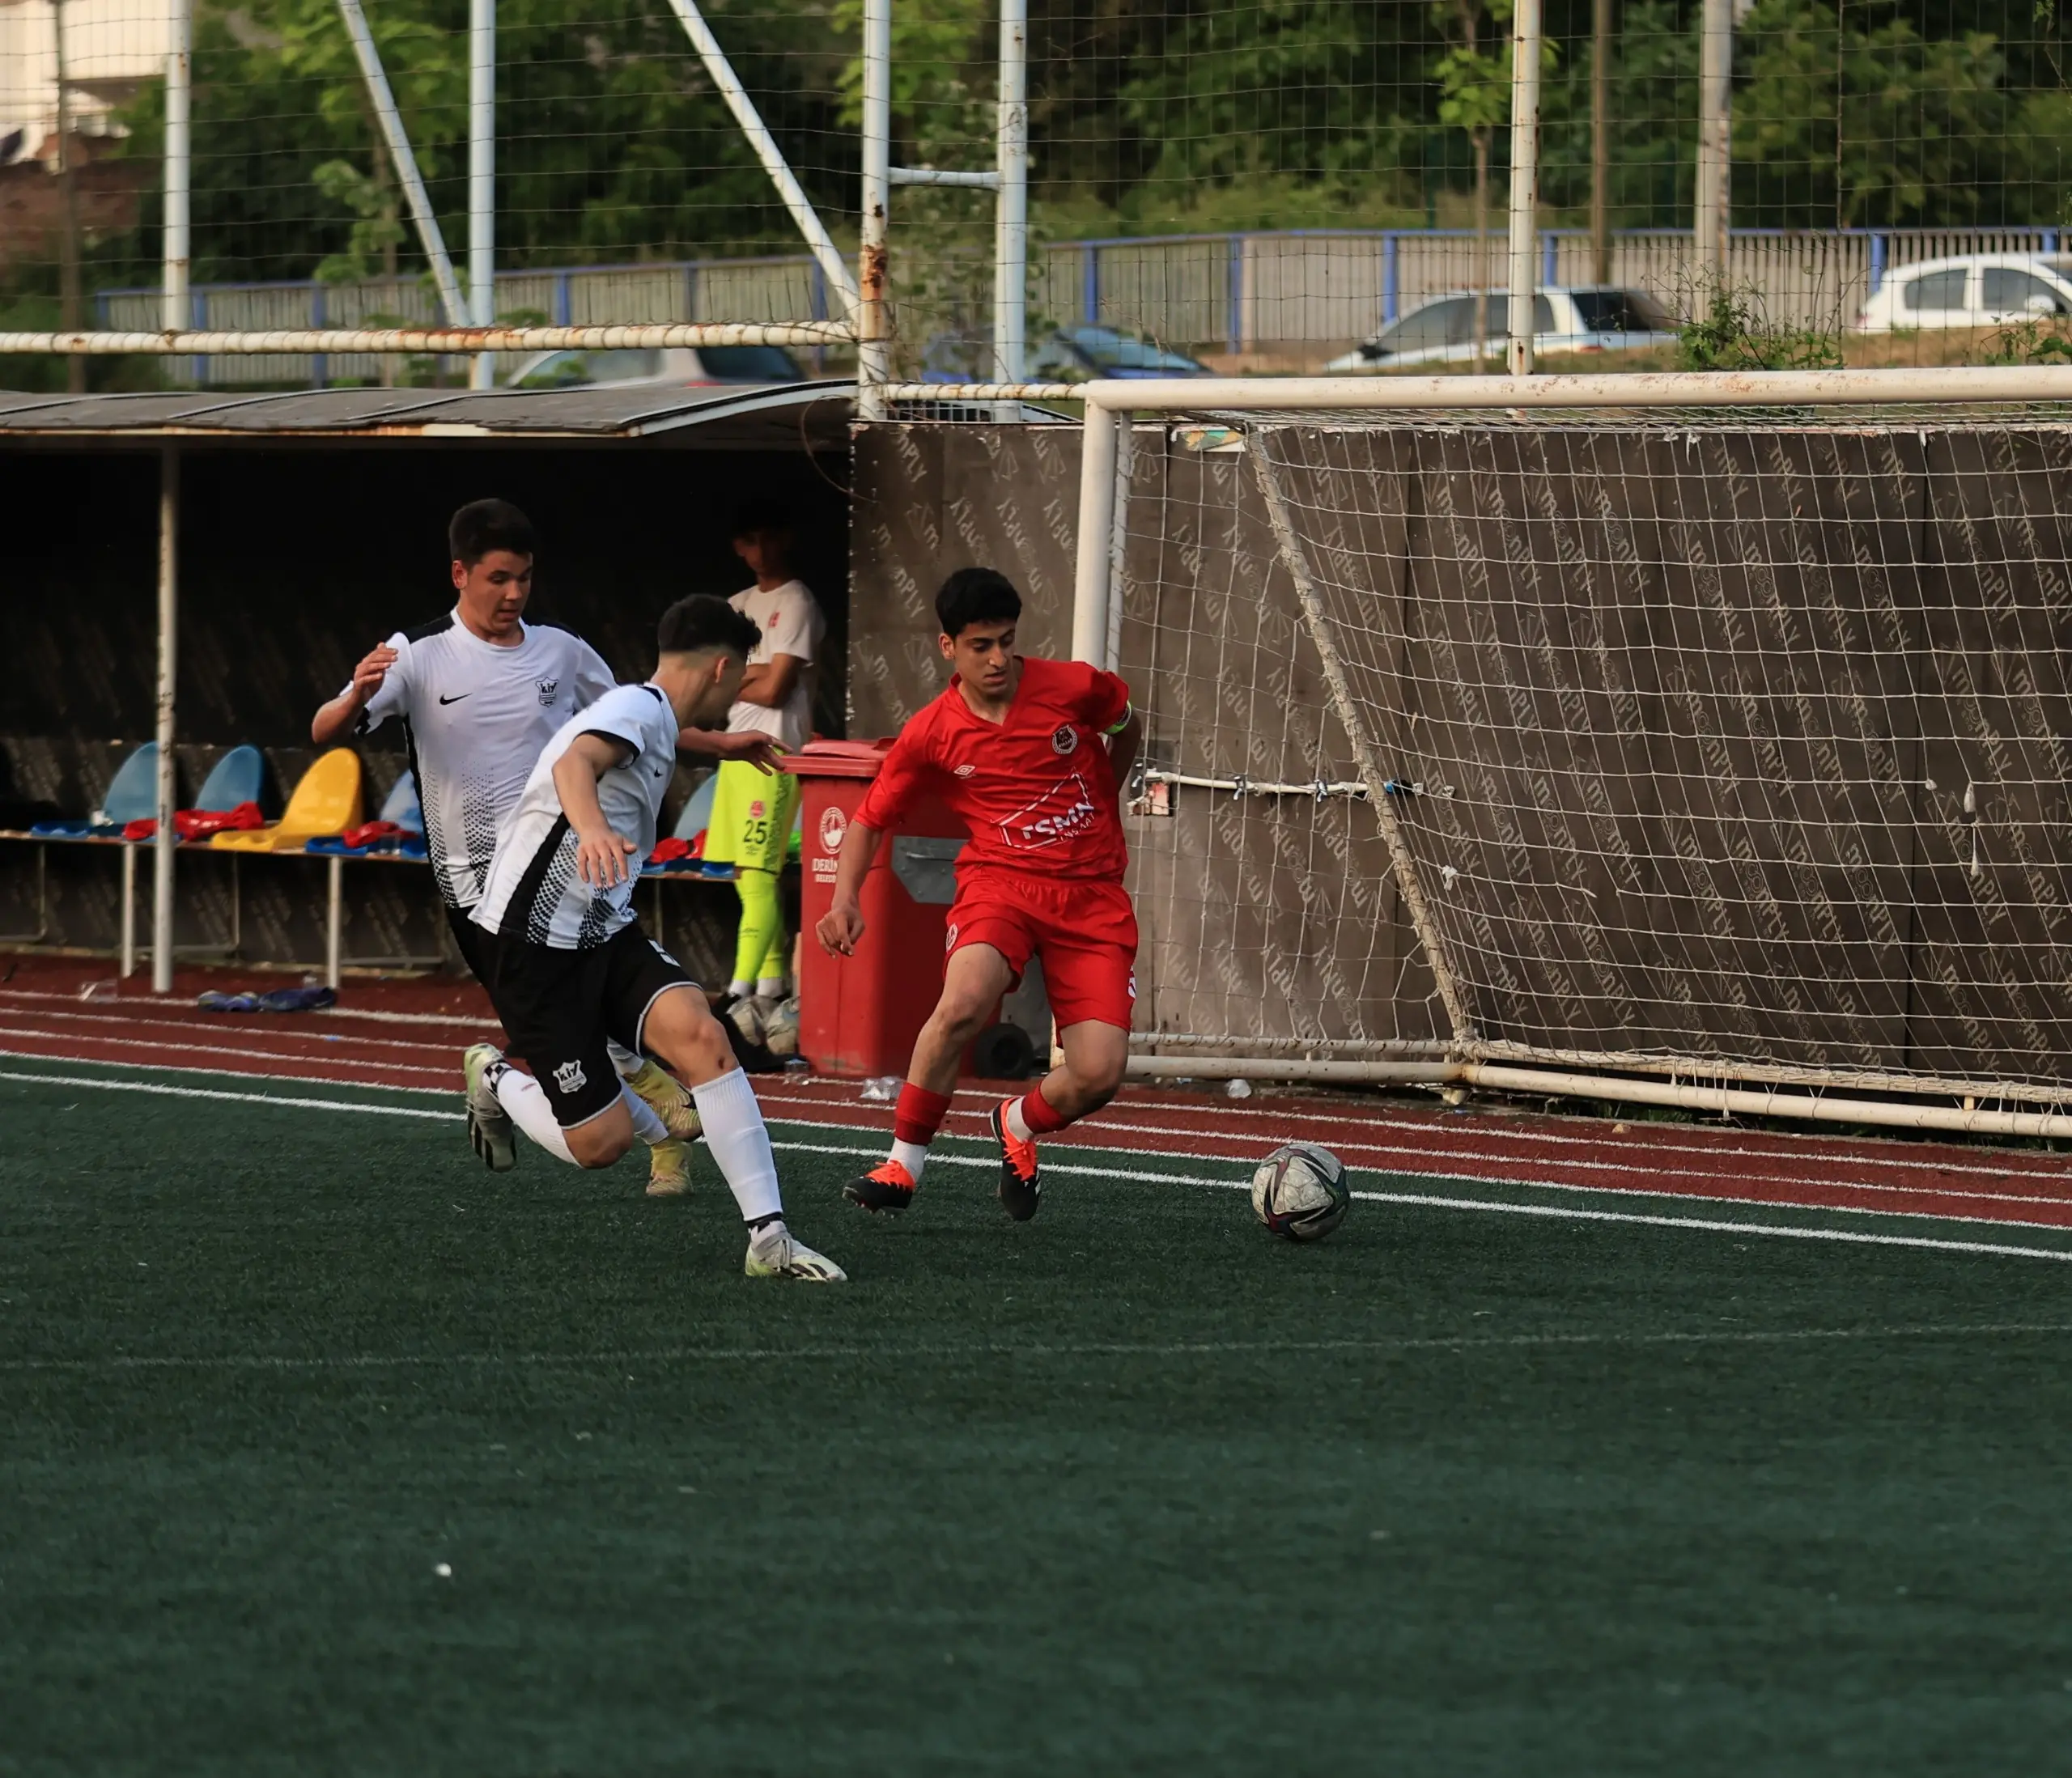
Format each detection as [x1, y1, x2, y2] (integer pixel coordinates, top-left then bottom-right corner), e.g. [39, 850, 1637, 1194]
[945, 870, 1138, 1031]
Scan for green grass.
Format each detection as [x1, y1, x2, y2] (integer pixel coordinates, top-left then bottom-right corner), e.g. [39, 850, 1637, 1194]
[6, 1061, 2072, 1774]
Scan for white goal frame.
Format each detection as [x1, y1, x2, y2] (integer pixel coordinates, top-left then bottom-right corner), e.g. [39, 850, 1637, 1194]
[1025, 365, 2072, 1137]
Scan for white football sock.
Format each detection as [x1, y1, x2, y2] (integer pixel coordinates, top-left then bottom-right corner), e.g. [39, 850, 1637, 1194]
[1004, 1097, 1034, 1144]
[621, 1085, 668, 1147]
[755, 976, 790, 999]
[606, 1039, 641, 1077]
[727, 977, 755, 999]
[890, 1139, 930, 1182]
[691, 1066, 783, 1224]
[494, 1067, 576, 1165]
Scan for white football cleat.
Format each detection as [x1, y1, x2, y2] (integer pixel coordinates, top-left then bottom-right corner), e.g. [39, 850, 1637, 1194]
[462, 1042, 516, 1173]
[743, 1221, 847, 1282]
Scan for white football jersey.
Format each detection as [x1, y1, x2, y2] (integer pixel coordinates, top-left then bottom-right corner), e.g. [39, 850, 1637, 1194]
[349, 613, 616, 909]
[473, 682, 681, 949]
[725, 579, 825, 753]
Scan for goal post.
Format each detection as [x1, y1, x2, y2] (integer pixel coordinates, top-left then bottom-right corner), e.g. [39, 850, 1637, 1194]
[1055, 367, 2072, 1135]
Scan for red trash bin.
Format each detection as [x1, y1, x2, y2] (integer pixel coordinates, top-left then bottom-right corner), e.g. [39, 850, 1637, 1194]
[783, 738, 990, 1079]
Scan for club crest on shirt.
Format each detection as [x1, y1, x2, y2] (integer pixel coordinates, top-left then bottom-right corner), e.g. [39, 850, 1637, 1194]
[1051, 723, 1079, 756]
[537, 677, 560, 706]
[749, 800, 767, 818]
[553, 1059, 587, 1095]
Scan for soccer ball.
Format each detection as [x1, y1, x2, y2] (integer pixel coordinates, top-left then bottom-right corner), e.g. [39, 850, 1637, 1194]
[724, 995, 769, 1048]
[762, 995, 800, 1058]
[1250, 1143, 1349, 1241]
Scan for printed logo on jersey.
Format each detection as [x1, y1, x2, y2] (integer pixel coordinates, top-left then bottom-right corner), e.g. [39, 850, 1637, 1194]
[749, 800, 767, 819]
[953, 763, 976, 778]
[1051, 723, 1080, 757]
[945, 921, 959, 953]
[553, 1059, 588, 1096]
[1128, 970, 1138, 1001]
[818, 806, 848, 853]
[537, 677, 560, 707]
[649, 938, 681, 967]
[998, 772, 1099, 852]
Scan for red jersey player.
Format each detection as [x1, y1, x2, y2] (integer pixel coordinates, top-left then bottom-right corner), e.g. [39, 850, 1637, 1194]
[815, 567, 1141, 1220]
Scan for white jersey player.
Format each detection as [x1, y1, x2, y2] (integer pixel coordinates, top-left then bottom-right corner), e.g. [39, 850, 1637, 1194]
[464, 596, 844, 1282]
[309, 499, 703, 1193]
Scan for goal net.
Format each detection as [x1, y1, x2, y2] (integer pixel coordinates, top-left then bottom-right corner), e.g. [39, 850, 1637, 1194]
[1110, 395, 2072, 1109]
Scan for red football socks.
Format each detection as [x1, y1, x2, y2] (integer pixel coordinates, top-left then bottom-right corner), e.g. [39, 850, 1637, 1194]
[1017, 1084, 1071, 1135]
[894, 1084, 953, 1147]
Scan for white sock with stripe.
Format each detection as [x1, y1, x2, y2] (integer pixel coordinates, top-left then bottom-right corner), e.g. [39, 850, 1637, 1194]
[493, 1067, 577, 1165]
[621, 1087, 669, 1147]
[690, 1065, 783, 1224]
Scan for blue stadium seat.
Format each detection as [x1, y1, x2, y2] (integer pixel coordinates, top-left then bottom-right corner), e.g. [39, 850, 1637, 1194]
[193, 745, 264, 813]
[379, 770, 425, 834]
[98, 744, 160, 825]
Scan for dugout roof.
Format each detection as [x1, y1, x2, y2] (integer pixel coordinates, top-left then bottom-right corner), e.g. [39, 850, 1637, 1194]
[0, 380, 856, 448]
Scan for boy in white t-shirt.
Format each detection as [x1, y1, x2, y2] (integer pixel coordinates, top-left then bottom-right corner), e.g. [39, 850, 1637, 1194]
[702, 499, 826, 1006]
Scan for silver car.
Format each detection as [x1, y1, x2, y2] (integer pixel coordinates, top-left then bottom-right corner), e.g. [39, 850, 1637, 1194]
[1325, 286, 1677, 371]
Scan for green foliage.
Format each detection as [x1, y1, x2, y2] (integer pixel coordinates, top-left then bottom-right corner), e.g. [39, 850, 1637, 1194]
[1987, 312, 2072, 362]
[1675, 283, 1845, 370]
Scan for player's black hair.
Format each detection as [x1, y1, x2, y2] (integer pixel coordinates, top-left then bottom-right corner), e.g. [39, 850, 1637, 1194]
[657, 594, 761, 661]
[731, 495, 792, 539]
[935, 566, 1022, 638]
[448, 499, 537, 567]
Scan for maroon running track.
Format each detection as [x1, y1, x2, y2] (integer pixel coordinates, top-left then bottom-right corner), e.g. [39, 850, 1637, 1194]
[4, 955, 2070, 1231]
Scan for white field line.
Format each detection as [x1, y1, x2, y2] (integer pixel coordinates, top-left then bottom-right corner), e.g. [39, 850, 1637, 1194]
[0, 986, 500, 1033]
[0, 1025, 453, 1080]
[7, 1059, 2071, 1260]
[758, 1097, 2072, 1214]
[764, 1083, 2072, 1186]
[10, 1320, 2072, 1375]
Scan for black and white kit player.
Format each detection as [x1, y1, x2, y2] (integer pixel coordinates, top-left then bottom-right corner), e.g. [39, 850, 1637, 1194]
[309, 499, 702, 1192]
[463, 594, 843, 1281]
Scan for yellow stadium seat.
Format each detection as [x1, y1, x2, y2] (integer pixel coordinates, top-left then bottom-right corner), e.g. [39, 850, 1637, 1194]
[212, 749, 363, 851]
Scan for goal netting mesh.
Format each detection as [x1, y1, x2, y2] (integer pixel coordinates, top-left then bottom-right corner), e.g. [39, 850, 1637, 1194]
[1117, 406, 2072, 1103]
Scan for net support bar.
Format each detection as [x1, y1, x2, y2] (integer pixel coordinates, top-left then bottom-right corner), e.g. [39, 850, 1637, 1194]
[0, 322, 853, 355]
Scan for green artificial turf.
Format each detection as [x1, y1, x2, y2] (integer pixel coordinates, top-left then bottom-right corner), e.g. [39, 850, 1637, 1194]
[4, 1059, 2072, 1776]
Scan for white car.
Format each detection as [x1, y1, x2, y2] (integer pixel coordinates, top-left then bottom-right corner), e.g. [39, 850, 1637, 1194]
[504, 344, 806, 388]
[1854, 254, 2072, 331]
[1323, 286, 1677, 371]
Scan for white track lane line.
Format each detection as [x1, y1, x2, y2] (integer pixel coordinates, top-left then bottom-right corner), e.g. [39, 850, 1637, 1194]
[0, 1005, 472, 1057]
[0, 1027, 453, 1080]
[762, 1082, 2072, 1185]
[7, 1062, 2070, 1261]
[762, 1104, 2072, 1215]
[0, 986, 501, 1033]
[10, 1319, 2072, 1374]
[0, 1067, 451, 1117]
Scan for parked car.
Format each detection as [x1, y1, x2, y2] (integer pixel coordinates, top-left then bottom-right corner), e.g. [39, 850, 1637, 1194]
[503, 344, 807, 388]
[922, 324, 1212, 383]
[1853, 253, 2072, 332]
[1323, 286, 1678, 371]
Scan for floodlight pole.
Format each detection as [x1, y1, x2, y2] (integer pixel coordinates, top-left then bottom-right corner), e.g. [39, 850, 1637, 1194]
[857, 0, 893, 418]
[468, 0, 495, 388]
[1695, 0, 1732, 288]
[993, 0, 1028, 388]
[163, 0, 191, 369]
[1505, 0, 1542, 376]
[152, 444, 179, 995]
[334, 0, 469, 327]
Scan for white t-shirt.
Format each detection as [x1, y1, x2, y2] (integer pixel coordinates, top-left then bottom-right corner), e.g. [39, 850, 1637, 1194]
[726, 579, 825, 754]
[350, 614, 617, 910]
[473, 682, 682, 949]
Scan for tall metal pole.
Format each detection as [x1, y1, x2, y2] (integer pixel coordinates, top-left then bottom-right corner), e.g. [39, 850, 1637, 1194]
[335, 0, 469, 327]
[468, 0, 495, 388]
[1505, 0, 1542, 376]
[856, 0, 892, 419]
[1695, 0, 1732, 291]
[152, 444, 179, 996]
[663, 0, 860, 318]
[1590, 0, 1611, 285]
[992, 0, 1028, 386]
[163, 0, 191, 370]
